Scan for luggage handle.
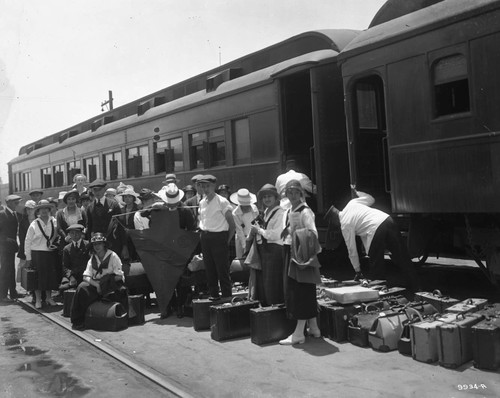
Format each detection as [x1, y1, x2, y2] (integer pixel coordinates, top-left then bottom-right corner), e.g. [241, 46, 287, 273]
[432, 289, 443, 297]
[404, 307, 424, 322]
[363, 303, 380, 312]
[231, 296, 245, 305]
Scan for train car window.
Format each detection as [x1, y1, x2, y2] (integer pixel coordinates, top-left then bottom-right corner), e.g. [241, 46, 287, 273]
[67, 160, 81, 185]
[103, 151, 122, 181]
[356, 83, 379, 130]
[127, 145, 150, 178]
[433, 54, 470, 117]
[41, 167, 52, 189]
[21, 172, 32, 191]
[233, 118, 250, 165]
[52, 164, 65, 187]
[189, 128, 226, 170]
[154, 137, 183, 174]
[84, 156, 100, 182]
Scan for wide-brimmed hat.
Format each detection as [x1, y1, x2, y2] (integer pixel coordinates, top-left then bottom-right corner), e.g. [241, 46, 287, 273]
[29, 189, 43, 196]
[157, 183, 184, 205]
[34, 199, 55, 211]
[88, 179, 107, 189]
[257, 184, 280, 200]
[66, 223, 85, 232]
[284, 179, 305, 195]
[63, 190, 80, 204]
[116, 188, 140, 204]
[24, 200, 37, 209]
[230, 188, 257, 206]
[162, 173, 179, 184]
[91, 232, 107, 243]
[5, 194, 22, 203]
[116, 182, 132, 194]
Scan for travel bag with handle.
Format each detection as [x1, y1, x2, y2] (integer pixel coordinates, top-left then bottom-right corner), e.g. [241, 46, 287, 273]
[348, 304, 380, 347]
[210, 297, 260, 341]
[445, 298, 488, 314]
[414, 290, 459, 313]
[471, 317, 500, 371]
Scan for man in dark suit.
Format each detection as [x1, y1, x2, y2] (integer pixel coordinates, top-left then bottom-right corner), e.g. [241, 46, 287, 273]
[184, 174, 204, 226]
[60, 224, 90, 289]
[0, 195, 22, 301]
[85, 179, 123, 254]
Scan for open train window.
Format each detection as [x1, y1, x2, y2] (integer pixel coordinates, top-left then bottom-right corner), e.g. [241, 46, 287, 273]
[127, 145, 150, 178]
[21, 172, 32, 191]
[154, 137, 183, 174]
[103, 151, 122, 181]
[66, 160, 81, 185]
[52, 165, 65, 187]
[433, 54, 470, 117]
[41, 167, 52, 189]
[189, 128, 226, 170]
[84, 156, 100, 182]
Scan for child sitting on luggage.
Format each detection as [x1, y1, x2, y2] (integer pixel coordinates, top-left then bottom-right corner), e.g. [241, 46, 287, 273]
[60, 224, 90, 290]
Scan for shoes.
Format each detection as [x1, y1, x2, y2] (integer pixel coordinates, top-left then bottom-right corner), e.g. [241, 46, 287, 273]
[45, 298, 57, 306]
[35, 301, 42, 309]
[72, 323, 85, 331]
[279, 334, 305, 345]
[307, 328, 321, 338]
[353, 272, 366, 282]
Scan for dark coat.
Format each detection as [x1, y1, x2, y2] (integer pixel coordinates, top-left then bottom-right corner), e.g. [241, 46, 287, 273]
[85, 198, 122, 239]
[62, 240, 90, 283]
[0, 208, 19, 253]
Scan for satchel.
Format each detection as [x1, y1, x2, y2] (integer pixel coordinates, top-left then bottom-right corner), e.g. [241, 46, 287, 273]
[369, 308, 409, 352]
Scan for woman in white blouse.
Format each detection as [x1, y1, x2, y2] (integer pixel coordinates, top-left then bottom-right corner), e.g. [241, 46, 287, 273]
[25, 200, 60, 309]
[249, 184, 285, 306]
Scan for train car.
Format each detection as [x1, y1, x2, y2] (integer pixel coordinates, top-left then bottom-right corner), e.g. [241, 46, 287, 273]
[8, 30, 357, 221]
[338, 0, 500, 282]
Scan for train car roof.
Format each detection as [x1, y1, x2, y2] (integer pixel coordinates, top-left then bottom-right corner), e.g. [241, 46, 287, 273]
[12, 29, 358, 160]
[9, 47, 341, 165]
[338, 0, 500, 62]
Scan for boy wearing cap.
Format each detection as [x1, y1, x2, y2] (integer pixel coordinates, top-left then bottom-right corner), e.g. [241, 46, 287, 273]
[60, 224, 90, 289]
[0, 195, 22, 300]
[198, 175, 236, 299]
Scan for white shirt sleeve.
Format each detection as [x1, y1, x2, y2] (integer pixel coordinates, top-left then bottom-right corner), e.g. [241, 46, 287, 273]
[342, 225, 361, 272]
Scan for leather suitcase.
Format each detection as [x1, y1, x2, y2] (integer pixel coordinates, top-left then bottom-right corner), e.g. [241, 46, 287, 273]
[318, 299, 337, 338]
[398, 308, 424, 356]
[250, 305, 295, 345]
[21, 267, 37, 292]
[85, 300, 128, 331]
[472, 317, 500, 371]
[62, 289, 76, 317]
[414, 290, 459, 313]
[127, 294, 145, 325]
[410, 313, 456, 363]
[369, 310, 408, 352]
[445, 298, 488, 314]
[322, 286, 379, 304]
[323, 304, 363, 342]
[210, 299, 260, 341]
[348, 305, 381, 347]
[437, 313, 484, 368]
[192, 297, 232, 331]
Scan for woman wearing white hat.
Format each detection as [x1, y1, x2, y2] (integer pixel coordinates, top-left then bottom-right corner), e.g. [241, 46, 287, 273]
[230, 188, 259, 259]
[24, 200, 60, 309]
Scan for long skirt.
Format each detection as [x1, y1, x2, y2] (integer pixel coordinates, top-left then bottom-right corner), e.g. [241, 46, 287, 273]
[254, 242, 284, 306]
[283, 245, 317, 320]
[31, 250, 59, 291]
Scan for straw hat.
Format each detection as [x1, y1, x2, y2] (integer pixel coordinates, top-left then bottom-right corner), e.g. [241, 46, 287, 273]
[157, 183, 184, 205]
[116, 187, 140, 204]
[63, 190, 80, 204]
[34, 199, 55, 211]
[230, 188, 257, 206]
[257, 184, 280, 200]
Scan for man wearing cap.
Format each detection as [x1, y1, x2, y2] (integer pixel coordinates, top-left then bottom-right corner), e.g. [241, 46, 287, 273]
[198, 175, 236, 299]
[162, 173, 179, 186]
[60, 224, 90, 289]
[184, 174, 204, 223]
[134, 189, 161, 230]
[85, 179, 122, 251]
[0, 195, 22, 300]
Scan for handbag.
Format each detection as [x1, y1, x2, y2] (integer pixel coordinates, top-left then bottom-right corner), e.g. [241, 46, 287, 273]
[244, 238, 261, 270]
[369, 307, 409, 352]
[187, 254, 205, 272]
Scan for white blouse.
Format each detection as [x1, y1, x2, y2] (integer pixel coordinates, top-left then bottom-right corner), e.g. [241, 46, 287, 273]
[24, 216, 58, 261]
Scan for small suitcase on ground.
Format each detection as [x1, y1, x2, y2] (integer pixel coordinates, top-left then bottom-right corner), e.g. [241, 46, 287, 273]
[127, 294, 145, 325]
[322, 286, 379, 304]
[62, 289, 76, 317]
[192, 297, 232, 331]
[437, 312, 484, 368]
[318, 299, 337, 338]
[250, 305, 295, 345]
[85, 300, 128, 331]
[472, 317, 500, 370]
[414, 290, 459, 313]
[210, 298, 260, 341]
[445, 298, 488, 314]
[323, 303, 363, 342]
[21, 267, 37, 292]
[410, 313, 456, 363]
[348, 304, 381, 347]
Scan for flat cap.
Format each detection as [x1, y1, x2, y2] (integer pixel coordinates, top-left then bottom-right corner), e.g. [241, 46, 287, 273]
[5, 194, 22, 202]
[197, 174, 217, 184]
[88, 179, 107, 188]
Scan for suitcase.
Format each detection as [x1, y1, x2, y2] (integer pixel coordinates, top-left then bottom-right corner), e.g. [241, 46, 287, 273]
[410, 313, 456, 363]
[250, 305, 295, 345]
[21, 267, 37, 292]
[127, 294, 145, 325]
[318, 299, 337, 338]
[407, 301, 438, 316]
[322, 303, 363, 342]
[477, 303, 500, 318]
[414, 290, 459, 313]
[472, 317, 500, 370]
[398, 307, 424, 356]
[62, 289, 76, 317]
[84, 300, 128, 331]
[369, 309, 408, 352]
[445, 298, 488, 314]
[322, 286, 379, 304]
[437, 312, 484, 368]
[192, 297, 232, 331]
[210, 299, 260, 341]
[348, 305, 381, 347]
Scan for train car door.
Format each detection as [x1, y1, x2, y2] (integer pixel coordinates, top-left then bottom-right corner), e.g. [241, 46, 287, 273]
[349, 75, 391, 213]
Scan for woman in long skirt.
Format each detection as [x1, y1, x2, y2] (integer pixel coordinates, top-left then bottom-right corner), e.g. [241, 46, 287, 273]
[25, 200, 60, 309]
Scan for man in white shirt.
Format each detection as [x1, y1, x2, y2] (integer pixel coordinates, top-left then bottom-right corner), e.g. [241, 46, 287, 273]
[198, 175, 236, 299]
[327, 188, 420, 290]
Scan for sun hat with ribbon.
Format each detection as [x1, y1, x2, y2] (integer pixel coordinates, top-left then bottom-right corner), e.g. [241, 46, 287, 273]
[116, 187, 140, 204]
[229, 188, 257, 206]
[157, 183, 184, 205]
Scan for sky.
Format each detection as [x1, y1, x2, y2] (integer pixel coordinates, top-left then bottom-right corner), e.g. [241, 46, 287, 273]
[0, 0, 386, 184]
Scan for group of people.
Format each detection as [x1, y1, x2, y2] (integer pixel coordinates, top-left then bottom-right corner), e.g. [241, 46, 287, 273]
[0, 168, 420, 344]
